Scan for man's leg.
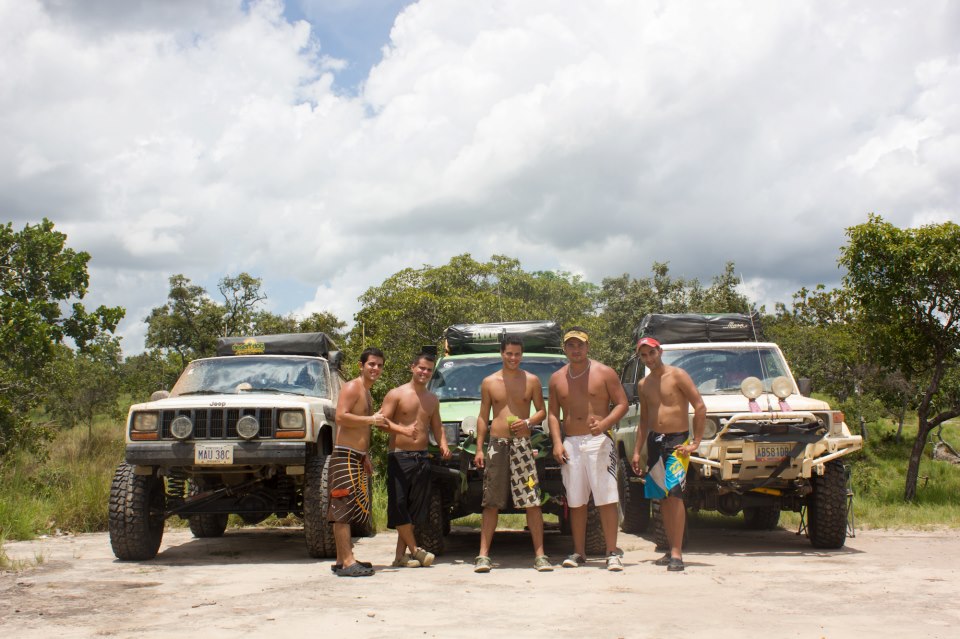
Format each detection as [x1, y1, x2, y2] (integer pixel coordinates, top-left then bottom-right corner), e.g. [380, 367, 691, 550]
[597, 502, 619, 554]
[396, 523, 418, 558]
[661, 495, 686, 559]
[526, 506, 545, 557]
[568, 505, 587, 557]
[333, 522, 354, 567]
[478, 507, 498, 558]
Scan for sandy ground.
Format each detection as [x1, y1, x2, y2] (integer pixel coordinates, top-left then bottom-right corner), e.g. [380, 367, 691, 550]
[2, 522, 959, 639]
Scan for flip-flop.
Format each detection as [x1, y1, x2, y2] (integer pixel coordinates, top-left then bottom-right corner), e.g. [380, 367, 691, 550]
[336, 561, 375, 577]
[331, 560, 373, 573]
[654, 553, 672, 566]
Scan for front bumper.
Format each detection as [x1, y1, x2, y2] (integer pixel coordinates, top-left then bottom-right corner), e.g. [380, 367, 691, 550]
[126, 441, 308, 467]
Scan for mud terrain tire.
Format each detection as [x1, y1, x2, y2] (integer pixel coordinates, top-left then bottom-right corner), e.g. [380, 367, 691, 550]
[807, 461, 847, 549]
[108, 462, 166, 561]
[187, 482, 229, 538]
[651, 499, 688, 551]
[743, 506, 781, 530]
[303, 454, 335, 558]
[618, 457, 650, 533]
[414, 489, 446, 555]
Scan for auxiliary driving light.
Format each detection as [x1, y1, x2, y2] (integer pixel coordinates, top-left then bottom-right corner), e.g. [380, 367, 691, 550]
[170, 415, 193, 440]
[740, 376, 763, 400]
[236, 415, 260, 440]
[771, 376, 793, 400]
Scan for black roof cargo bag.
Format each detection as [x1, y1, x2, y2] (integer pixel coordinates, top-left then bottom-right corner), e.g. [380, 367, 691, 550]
[445, 320, 562, 354]
[633, 313, 763, 345]
[216, 332, 337, 357]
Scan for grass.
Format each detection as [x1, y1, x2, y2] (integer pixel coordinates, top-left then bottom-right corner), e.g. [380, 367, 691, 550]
[1, 413, 957, 543]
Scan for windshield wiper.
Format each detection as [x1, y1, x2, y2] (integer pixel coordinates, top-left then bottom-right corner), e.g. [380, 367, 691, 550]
[439, 396, 482, 402]
[178, 390, 220, 396]
[237, 387, 303, 395]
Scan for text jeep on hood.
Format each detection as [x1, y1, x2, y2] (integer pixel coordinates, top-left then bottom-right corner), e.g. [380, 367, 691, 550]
[108, 332, 355, 561]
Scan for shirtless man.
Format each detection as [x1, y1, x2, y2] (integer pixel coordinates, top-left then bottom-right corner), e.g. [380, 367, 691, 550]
[547, 327, 629, 571]
[380, 352, 452, 568]
[473, 335, 551, 573]
[329, 347, 385, 577]
[630, 336, 706, 572]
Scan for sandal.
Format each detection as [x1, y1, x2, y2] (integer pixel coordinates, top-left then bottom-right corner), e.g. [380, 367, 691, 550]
[667, 557, 685, 572]
[331, 560, 372, 572]
[474, 555, 492, 573]
[654, 553, 672, 566]
[336, 561, 375, 577]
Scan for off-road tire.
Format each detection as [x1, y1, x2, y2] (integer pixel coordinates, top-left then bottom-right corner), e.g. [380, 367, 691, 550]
[558, 501, 607, 556]
[414, 489, 446, 556]
[807, 461, 847, 549]
[651, 499, 688, 551]
[618, 457, 650, 533]
[108, 463, 166, 561]
[187, 482, 229, 538]
[303, 454, 335, 558]
[350, 475, 375, 538]
[743, 506, 781, 531]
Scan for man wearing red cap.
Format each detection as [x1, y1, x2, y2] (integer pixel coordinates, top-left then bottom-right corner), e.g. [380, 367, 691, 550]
[630, 336, 705, 572]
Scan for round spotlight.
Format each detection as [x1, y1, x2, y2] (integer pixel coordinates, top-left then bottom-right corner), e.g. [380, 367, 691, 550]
[740, 376, 763, 400]
[170, 416, 193, 440]
[236, 415, 260, 440]
[771, 376, 794, 400]
[702, 417, 719, 440]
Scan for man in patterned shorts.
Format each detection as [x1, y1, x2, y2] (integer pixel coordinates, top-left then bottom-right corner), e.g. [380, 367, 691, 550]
[473, 335, 552, 573]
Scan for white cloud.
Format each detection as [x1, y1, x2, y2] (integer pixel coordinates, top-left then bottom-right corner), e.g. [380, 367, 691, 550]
[2, 0, 958, 354]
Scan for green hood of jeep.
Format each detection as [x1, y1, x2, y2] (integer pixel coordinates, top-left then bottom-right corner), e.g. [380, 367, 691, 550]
[437, 400, 482, 424]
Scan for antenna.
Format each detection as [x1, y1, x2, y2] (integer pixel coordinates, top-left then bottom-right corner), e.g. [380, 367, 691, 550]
[740, 272, 772, 410]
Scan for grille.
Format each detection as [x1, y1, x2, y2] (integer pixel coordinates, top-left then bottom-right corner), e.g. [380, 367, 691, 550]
[160, 407, 278, 440]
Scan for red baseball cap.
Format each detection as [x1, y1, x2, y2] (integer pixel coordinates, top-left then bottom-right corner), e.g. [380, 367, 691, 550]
[636, 337, 661, 349]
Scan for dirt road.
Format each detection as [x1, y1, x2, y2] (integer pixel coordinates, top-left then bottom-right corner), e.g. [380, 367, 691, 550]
[2, 524, 958, 638]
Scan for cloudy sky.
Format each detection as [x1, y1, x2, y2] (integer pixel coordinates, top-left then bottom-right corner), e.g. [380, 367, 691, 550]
[3, 0, 958, 353]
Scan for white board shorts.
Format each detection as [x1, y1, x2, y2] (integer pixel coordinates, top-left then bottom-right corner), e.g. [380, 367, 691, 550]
[561, 433, 619, 508]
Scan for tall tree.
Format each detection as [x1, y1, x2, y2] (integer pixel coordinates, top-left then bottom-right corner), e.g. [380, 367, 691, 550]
[144, 274, 222, 367]
[45, 335, 124, 437]
[0, 219, 123, 457]
[840, 214, 960, 501]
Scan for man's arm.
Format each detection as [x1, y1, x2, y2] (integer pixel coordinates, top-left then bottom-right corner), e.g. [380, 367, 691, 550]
[474, 378, 492, 468]
[594, 365, 628, 432]
[677, 370, 706, 456]
[428, 395, 451, 459]
[547, 373, 566, 464]
[631, 379, 649, 475]
[335, 381, 382, 429]
[527, 374, 547, 426]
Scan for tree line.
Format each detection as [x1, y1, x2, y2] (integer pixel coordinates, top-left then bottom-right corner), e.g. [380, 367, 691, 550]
[1, 215, 958, 501]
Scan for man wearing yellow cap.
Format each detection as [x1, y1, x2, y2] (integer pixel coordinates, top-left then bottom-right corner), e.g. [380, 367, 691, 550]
[547, 326, 629, 571]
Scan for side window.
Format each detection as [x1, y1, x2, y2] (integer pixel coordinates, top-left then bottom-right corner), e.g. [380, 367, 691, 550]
[620, 356, 640, 386]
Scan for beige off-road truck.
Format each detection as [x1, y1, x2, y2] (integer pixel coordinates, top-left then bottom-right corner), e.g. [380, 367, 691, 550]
[612, 313, 862, 549]
[108, 333, 357, 560]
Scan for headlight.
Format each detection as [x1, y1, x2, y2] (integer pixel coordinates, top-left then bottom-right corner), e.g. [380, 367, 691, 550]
[771, 376, 793, 400]
[236, 415, 260, 440]
[702, 417, 719, 440]
[740, 377, 763, 400]
[132, 412, 159, 432]
[278, 410, 306, 430]
[170, 416, 193, 440]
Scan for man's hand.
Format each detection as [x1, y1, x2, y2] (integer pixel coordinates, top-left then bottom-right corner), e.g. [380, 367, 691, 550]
[474, 449, 485, 469]
[440, 443, 452, 460]
[400, 424, 417, 438]
[553, 442, 567, 465]
[510, 418, 531, 438]
[631, 452, 644, 477]
[675, 442, 700, 457]
[363, 455, 374, 476]
[588, 415, 605, 436]
[371, 412, 385, 427]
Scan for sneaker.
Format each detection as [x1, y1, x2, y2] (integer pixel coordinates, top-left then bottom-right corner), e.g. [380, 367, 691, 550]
[533, 555, 553, 572]
[413, 547, 435, 567]
[667, 557, 685, 572]
[474, 555, 492, 573]
[561, 553, 586, 568]
[391, 553, 421, 568]
[654, 553, 672, 566]
[606, 553, 624, 572]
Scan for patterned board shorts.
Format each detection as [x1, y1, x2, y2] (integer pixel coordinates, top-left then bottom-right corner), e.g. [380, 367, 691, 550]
[644, 431, 689, 500]
[327, 446, 372, 526]
[481, 437, 542, 510]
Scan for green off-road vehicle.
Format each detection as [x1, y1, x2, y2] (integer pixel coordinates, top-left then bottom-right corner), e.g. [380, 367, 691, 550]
[612, 313, 862, 549]
[418, 320, 608, 555]
[108, 332, 359, 560]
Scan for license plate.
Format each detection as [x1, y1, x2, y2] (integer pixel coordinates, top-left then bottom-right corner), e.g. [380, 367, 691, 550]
[195, 444, 234, 465]
[755, 443, 792, 462]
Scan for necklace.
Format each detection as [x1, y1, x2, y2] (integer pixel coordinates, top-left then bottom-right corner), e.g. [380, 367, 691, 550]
[567, 361, 591, 380]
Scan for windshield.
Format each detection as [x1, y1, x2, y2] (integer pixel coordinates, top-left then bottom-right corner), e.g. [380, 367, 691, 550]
[660, 347, 792, 395]
[428, 356, 565, 401]
[170, 356, 329, 398]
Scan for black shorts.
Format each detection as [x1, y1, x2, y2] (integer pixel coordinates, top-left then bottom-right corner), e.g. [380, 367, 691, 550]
[387, 450, 432, 529]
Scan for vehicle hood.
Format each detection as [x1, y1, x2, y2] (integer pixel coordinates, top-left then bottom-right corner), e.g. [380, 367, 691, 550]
[437, 400, 481, 424]
[700, 393, 831, 414]
[129, 393, 329, 413]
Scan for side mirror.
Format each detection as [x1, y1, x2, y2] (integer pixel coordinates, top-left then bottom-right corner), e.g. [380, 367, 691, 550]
[327, 350, 344, 371]
[797, 378, 812, 397]
[150, 390, 170, 401]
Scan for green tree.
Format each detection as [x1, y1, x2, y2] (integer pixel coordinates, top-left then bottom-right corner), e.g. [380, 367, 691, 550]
[120, 350, 183, 402]
[353, 254, 598, 393]
[144, 274, 222, 367]
[840, 214, 960, 501]
[45, 335, 123, 437]
[0, 219, 124, 457]
[219, 273, 266, 337]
